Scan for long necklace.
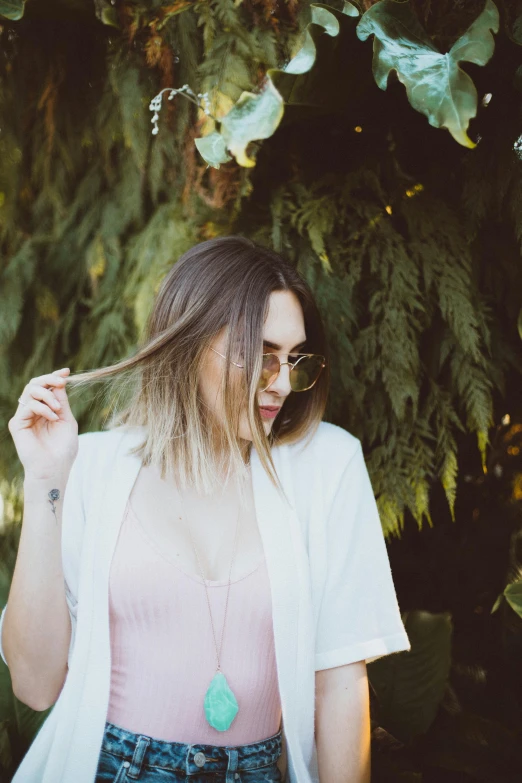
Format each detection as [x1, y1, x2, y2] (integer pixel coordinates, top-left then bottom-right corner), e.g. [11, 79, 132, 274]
[177, 484, 242, 732]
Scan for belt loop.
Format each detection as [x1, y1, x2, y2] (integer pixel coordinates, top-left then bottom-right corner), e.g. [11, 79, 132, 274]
[127, 735, 150, 779]
[225, 747, 239, 783]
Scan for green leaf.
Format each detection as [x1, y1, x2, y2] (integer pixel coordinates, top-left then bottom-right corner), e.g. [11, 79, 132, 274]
[343, 1, 360, 19]
[271, 2, 372, 123]
[194, 131, 232, 169]
[356, 0, 500, 148]
[368, 610, 452, 742]
[504, 581, 522, 618]
[195, 2, 367, 169]
[509, 8, 522, 45]
[219, 78, 284, 168]
[283, 3, 353, 75]
[441, 448, 458, 521]
[490, 593, 503, 614]
[94, 0, 121, 27]
[310, 4, 342, 36]
[0, 0, 24, 20]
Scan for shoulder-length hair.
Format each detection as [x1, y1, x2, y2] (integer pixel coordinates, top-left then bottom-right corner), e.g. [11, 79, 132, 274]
[66, 236, 330, 495]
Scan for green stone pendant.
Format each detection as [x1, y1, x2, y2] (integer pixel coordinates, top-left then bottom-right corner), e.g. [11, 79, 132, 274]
[203, 671, 239, 731]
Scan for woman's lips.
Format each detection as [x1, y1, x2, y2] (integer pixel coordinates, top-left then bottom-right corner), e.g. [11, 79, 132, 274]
[260, 406, 280, 419]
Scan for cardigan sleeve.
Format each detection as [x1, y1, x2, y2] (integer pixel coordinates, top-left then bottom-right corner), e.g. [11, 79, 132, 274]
[314, 441, 411, 670]
[0, 603, 7, 666]
[0, 434, 88, 669]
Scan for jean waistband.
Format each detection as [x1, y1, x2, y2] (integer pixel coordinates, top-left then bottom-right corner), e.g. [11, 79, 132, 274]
[101, 720, 282, 776]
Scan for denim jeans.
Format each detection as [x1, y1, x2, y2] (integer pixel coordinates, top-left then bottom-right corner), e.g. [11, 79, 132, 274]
[95, 720, 283, 783]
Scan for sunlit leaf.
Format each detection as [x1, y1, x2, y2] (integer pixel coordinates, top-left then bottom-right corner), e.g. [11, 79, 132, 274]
[195, 2, 366, 169]
[271, 2, 372, 123]
[356, 0, 500, 147]
[220, 79, 284, 168]
[197, 90, 234, 137]
[504, 580, 522, 618]
[194, 131, 232, 169]
[93, 0, 120, 27]
[283, 3, 355, 75]
[441, 448, 458, 522]
[490, 593, 503, 613]
[0, 0, 24, 20]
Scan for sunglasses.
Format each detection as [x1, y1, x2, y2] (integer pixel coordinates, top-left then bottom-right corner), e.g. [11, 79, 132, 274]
[210, 347, 326, 392]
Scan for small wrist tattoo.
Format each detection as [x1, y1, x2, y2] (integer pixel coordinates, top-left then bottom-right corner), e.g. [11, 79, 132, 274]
[47, 488, 60, 524]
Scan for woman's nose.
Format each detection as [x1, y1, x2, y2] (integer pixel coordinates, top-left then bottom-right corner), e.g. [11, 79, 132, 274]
[266, 362, 292, 396]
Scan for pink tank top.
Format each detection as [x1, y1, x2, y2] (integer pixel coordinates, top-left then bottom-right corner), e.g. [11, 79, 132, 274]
[106, 501, 282, 745]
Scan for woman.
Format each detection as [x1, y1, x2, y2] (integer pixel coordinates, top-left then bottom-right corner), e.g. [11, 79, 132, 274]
[2, 236, 410, 783]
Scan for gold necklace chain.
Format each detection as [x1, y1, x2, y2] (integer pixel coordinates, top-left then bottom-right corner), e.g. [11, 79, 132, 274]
[176, 486, 242, 672]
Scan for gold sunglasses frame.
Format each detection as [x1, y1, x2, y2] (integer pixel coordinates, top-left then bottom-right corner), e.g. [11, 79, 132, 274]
[210, 347, 326, 392]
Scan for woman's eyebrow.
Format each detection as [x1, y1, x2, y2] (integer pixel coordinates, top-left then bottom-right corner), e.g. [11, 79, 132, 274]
[263, 339, 307, 351]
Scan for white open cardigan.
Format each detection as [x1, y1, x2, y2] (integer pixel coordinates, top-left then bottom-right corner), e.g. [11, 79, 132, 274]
[0, 420, 410, 783]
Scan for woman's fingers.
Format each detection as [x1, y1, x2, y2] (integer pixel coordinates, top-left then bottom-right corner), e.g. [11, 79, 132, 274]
[16, 368, 71, 422]
[24, 384, 62, 411]
[18, 398, 60, 422]
[23, 368, 70, 391]
[8, 368, 78, 478]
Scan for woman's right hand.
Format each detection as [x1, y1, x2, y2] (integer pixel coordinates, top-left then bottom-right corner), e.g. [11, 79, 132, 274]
[8, 368, 79, 480]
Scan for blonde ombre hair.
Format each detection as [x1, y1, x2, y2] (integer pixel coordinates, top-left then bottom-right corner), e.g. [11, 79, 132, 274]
[67, 236, 330, 496]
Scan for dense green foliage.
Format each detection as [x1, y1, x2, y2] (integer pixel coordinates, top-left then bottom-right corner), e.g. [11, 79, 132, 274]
[1, 1, 522, 781]
[2, 0, 522, 536]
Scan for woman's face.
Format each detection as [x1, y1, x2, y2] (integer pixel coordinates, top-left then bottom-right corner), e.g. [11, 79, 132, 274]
[199, 289, 307, 445]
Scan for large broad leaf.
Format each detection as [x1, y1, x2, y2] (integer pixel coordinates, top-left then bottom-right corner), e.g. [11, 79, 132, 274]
[196, 78, 284, 169]
[271, 2, 376, 125]
[280, 2, 358, 75]
[219, 79, 285, 168]
[368, 610, 452, 743]
[0, 0, 24, 20]
[195, 2, 366, 169]
[356, 0, 500, 148]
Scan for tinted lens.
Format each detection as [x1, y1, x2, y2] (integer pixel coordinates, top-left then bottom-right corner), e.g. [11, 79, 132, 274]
[259, 354, 280, 391]
[289, 355, 324, 391]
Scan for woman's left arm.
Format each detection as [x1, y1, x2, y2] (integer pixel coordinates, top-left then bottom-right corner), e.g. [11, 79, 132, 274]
[315, 661, 371, 783]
